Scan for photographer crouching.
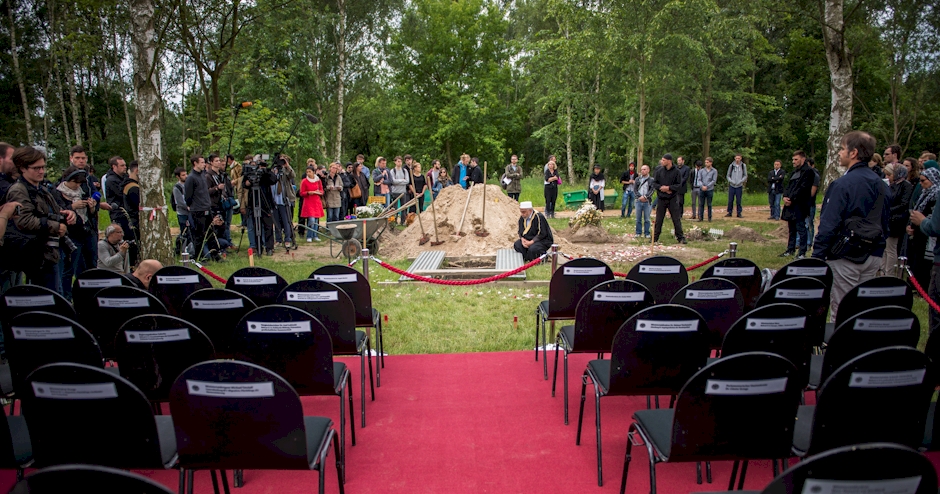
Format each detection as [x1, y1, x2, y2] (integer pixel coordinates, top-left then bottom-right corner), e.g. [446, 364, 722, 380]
[240, 155, 277, 256]
[97, 223, 131, 273]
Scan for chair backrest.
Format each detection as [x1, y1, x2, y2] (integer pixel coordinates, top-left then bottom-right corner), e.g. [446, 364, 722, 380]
[169, 360, 312, 470]
[0, 407, 22, 469]
[5, 312, 104, 394]
[771, 257, 833, 290]
[568, 280, 654, 354]
[626, 256, 689, 304]
[0, 285, 76, 330]
[670, 278, 745, 349]
[546, 258, 615, 319]
[607, 305, 710, 395]
[72, 269, 134, 325]
[720, 304, 811, 387]
[810, 346, 934, 455]
[759, 443, 937, 494]
[669, 352, 802, 461]
[179, 289, 257, 359]
[232, 305, 338, 396]
[311, 265, 374, 327]
[834, 277, 913, 329]
[757, 277, 828, 347]
[820, 306, 920, 386]
[225, 267, 288, 307]
[10, 465, 176, 494]
[148, 265, 212, 317]
[22, 363, 169, 468]
[115, 314, 216, 402]
[701, 258, 763, 310]
[88, 286, 167, 359]
[277, 279, 358, 355]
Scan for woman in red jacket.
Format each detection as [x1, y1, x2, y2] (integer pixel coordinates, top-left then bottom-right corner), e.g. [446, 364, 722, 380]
[299, 166, 325, 242]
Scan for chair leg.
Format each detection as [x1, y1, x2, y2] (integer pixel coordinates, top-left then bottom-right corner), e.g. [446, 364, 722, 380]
[359, 351, 367, 428]
[318, 461, 326, 494]
[563, 349, 570, 425]
[737, 461, 748, 490]
[220, 470, 231, 494]
[348, 378, 356, 446]
[187, 470, 195, 494]
[9, 398, 15, 416]
[178, 469, 185, 494]
[654, 395, 660, 409]
[728, 461, 739, 491]
[773, 459, 778, 478]
[646, 396, 651, 409]
[576, 373, 588, 445]
[334, 428, 345, 488]
[367, 339, 375, 401]
[551, 335, 560, 397]
[234, 470, 243, 488]
[594, 379, 603, 486]
[339, 387, 347, 463]
[544, 320, 554, 379]
[210, 470, 221, 494]
[706, 461, 712, 483]
[696, 462, 702, 484]
[620, 425, 636, 494]
[534, 308, 540, 362]
[669, 395, 676, 408]
[644, 433, 657, 494]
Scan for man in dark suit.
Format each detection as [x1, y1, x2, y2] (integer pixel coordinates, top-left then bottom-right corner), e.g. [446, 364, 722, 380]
[514, 201, 554, 261]
[767, 160, 785, 220]
[780, 151, 816, 258]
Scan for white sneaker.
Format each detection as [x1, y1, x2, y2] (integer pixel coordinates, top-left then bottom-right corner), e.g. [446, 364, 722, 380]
[306, 238, 312, 243]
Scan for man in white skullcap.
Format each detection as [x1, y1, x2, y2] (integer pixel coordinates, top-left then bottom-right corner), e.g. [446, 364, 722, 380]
[514, 201, 554, 261]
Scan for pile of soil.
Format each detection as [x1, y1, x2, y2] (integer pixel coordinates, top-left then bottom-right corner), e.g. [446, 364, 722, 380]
[558, 225, 612, 243]
[725, 226, 768, 243]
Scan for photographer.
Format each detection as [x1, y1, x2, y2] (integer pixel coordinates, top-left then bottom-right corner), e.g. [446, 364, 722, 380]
[55, 166, 98, 300]
[271, 156, 296, 249]
[97, 223, 130, 274]
[240, 157, 277, 256]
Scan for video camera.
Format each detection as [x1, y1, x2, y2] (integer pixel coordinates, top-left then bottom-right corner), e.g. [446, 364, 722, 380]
[243, 153, 285, 186]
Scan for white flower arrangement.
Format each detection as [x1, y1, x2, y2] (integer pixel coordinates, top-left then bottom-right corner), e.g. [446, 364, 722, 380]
[572, 201, 603, 228]
[355, 203, 385, 218]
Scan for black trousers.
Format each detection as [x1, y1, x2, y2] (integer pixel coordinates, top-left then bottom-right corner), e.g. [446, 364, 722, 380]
[514, 239, 551, 262]
[544, 185, 557, 216]
[786, 209, 808, 254]
[190, 211, 210, 260]
[654, 196, 684, 241]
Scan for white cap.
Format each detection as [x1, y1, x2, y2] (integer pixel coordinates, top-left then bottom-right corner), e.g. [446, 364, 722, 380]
[519, 201, 533, 209]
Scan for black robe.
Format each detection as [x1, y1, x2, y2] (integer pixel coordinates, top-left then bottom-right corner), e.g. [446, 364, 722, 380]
[514, 211, 554, 261]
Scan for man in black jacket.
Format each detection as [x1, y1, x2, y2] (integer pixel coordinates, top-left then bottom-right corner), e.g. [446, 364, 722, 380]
[104, 156, 127, 223]
[184, 155, 212, 260]
[241, 159, 277, 255]
[651, 154, 686, 244]
[767, 160, 785, 220]
[676, 156, 690, 217]
[467, 157, 484, 186]
[780, 150, 815, 258]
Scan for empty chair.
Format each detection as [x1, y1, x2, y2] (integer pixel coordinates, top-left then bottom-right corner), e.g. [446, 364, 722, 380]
[148, 265, 212, 317]
[71, 268, 135, 327]
[701, 258, 762, 310]
[552, 280, 654, 424]
[0, 406, 31, 480]
[536, 258, 614, 379]
[670, 278, 745, 349]
[719, 304, 811, 388]
[626, 256, 689, 304]
[226, 267, 288, 307]
[0, 285, 75, 330]
[170, 360, 344, 494]
[771, 257, 833, 288]
[577, 305, 710, 486]
[757, 277, 828, 348]
[622, 352, 802, 494]
[793, 346, 934, 457]
[180, 288, 256, 359]
[84, 286, 167, 359]
[9, 465, 176, 494]
[827, 276, 913, 342]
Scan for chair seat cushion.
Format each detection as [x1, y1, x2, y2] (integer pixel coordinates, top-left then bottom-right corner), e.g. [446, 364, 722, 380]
[0, 361, 13, 396]
[808, 354, 822, 389]
[304, 416, 333, 468]
[103, 366, 121, 377]
[587, 360, 610, 394]
[155, 415, 178, 467]
[791, 404, 815, 457]
[633, 409, 674, 461]
[824, 322, 835, 343]
[7, 415, 32, 466]
[332, 362, 348, 391]
[538, 300, 549, 319]
[559, 325, 574, 351]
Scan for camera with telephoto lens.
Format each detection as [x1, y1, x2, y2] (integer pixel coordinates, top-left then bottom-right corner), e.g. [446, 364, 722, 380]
[46, 212, 77, 253]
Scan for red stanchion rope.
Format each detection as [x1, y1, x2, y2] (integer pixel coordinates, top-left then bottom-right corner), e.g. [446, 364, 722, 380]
[560, 251, 725, 278]
[192, 261, 228, 285]
[906, 267, 940, 313]
[372, 254, 547, 286]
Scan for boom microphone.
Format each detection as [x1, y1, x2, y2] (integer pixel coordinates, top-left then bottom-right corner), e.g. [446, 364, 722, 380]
[304, 113, 319, 124]
[233, 101, 253, 110]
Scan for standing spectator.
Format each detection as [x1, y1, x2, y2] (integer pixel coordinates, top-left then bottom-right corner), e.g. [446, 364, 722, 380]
[436, 169, 453, 190]
[271, 163, 296, 250]
[813, 131, 888, 322]
[97, 223, 130, 274]
[675, 156, 690, 216]
[371, 157, 389, 205]
[453, 154, 470, 189]
[389, 156, 411, 224]
[909, 157, 930, 206]
[905, 167, 938, 289]
[299, 166, 324, 242]
[120, 161, 141, 267]
[797, 159, 821, 247]
[544, 161, 560, 219]
[883, 144, 901, 177]
[467, 157, 484, 186]
[427, 159, 443, 196]
[780, 150, 815, 258]
[55, 167, 97, 301]
[725, 154, 747, 218]
[412, 163, 428, 212]
[588, 165, 605, 211]
[341, 163, 354, 216]
[104, 156, 128, 224]
[910, 166, 940, 335]
[767, 160, 785, 220]
[171, 167, 190, 232]
[695, 157, 717, 222]
[184, 155, 212, 260]
[620, 162, 637, 218]
[689, 160, 701, 219]
[651, 154, 686, 244]
[883, 163, 912, 277]
[0, 142, 21, 292]
[504, 155, 522, 201]
[353, 162, 371, 212]
[869, 153, 885, 178]
[323, 162, 344, 223]
[355, 154, 370, 177]
[634, 164, 653, 237]
[67, 146, 106, 258]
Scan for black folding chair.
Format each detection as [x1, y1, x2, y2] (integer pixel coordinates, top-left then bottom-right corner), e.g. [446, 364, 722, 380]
[757, 277, 828, 349]
[9, 464, 176, 494]
[148, 265, 212, 317]
[0, 285, 76, 331]
[771, 257, 833, 288]
[0, 406, 31, 482]
[71, 268, 134, 327]
[85, 286, 167, 360]
[115, 314, 215, 406]
[623, 352, 802, 494]
[170, 360, 344, 494]
[577, 304, 710, 486]
[808, 306, 920, 389]
[21, 363, 179, 474]
[552, 280, 654, 424]
[225, 267, 288, 307]
[279, 279, 374, 427]
[793, 346, 933, 457]
[232, 305, 355, 463]
[718, 303, 811, 388]
[670, 278, 745, 350]
[826, 276, 913, 342]
[701, 258, 762, 310]
[536, 258, 615, 379]
[180, 289, 257, 359]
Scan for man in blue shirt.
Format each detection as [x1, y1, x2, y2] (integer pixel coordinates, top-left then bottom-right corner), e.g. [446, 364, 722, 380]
[452, 154, 470, 189]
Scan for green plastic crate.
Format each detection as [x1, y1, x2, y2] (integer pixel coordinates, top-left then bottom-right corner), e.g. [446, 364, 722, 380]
[563, 190, 588, 209]
[603, 188, 618, 208]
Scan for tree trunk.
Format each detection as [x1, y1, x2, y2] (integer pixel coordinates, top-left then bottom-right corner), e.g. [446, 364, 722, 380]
[130, 0, 174, 265]
[821, 0, 853, 187]
[42, 76, 50, 144]
[565, 104, 574, 183]
[703, 79, 713, 159]
[67, 60, 82, 145]
[588, 73, 599, 172]
[48, 0, 71, 145]
[637, 83, 647, 169]
[7, 2, 33, 144]
[333, 0, 347, 162]
[113, 29, 137, 159]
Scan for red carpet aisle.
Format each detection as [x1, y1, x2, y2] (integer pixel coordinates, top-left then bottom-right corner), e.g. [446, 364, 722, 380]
[3, 351, 940, 493]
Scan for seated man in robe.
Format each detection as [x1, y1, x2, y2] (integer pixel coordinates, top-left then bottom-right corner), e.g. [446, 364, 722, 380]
[514, 201, 554, 262]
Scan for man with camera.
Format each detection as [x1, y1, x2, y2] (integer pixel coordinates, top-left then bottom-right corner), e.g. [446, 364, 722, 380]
[240, 156, 278, 256]
[271, 156, 296, 249]
[97, 223, 131, 273]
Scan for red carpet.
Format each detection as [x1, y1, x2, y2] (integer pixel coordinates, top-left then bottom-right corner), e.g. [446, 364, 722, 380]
[3, 351, 940, 493]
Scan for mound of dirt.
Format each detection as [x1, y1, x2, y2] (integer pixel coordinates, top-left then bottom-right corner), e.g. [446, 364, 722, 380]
[559, 225, 611, 243]
[768, 223, 788, 239]
[725, 226, 768, 243]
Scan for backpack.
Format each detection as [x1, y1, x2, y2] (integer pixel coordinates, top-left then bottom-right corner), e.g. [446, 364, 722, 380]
[830, 184, 886, 263]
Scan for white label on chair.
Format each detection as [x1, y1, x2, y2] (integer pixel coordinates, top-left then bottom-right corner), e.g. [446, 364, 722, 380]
[563, 266, 607, 276]
[786, 266, 828, 276]
[853, 318, 914, 331]
[126, 329, 191, 343]
[636, 319, 699, 332]
[191, 299, 244, 309]
[713, 267, 755, 276]
[32, 382, 118, 400]
[233, 276, 277, 285]
[285, 291, 338, 302]
[705, 377, 788, 395]
[849, 369, 926, 388]
[246, 321, 312, 333]
[686, 289, 736, 300]
[638, 265, 681, 274]
[98, 297, 149, 308]
[593, 291, 645, 302]
[5, 295, 55, 307]
[746, 317, 806, 330]
[801, 477, 922, 494]
[313, 274, 358, 283]
[157, 275, 200, 284]
[11, 326, 74, 340]
[186, 380, 275, 398]
[77, 278, 123, 288]
[775, 289, 824, 299]
[858, 286, 907, 297]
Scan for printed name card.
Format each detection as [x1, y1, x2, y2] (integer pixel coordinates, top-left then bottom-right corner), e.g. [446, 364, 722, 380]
[705, 377, 788, 395]
[233, 276, 277, 286]
[853, 318, 914, 331]
[98, 297, 149, 308]
[191, 299, 244, 309]
[849, 369, 926, 388]
[594, 291, 645, 302]
[638, 265, 681, 274]
[775, 288, 824, 299]
[126, 329, 191, 343]
[858, 286, 907, 297]
[246, 321, 312, 334]
[746, 317, 806, 330]
[77, 278, 123, 288]
[563, 266, 607, 276]
[285, 291, 339, 302]
[313, 274, 358, 284]
[714, 267, 755, 276]
[32, 382, 118, 400]
[157, 275, 200, 284]
[801, 477, 922, 494]
[786, 266, 828, 276]
[5, 295, 55, 307]
[187, 380, 275, 398]
[12, 326, 74, 340]
[686, 289, 736, 300]
[636, 319, 699, 332]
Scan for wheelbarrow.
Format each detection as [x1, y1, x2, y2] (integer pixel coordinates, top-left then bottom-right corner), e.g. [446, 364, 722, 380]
[321, 217, 388, 261]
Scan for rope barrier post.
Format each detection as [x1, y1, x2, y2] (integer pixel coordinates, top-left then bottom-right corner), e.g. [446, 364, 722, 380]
[551, 244, 559, 272]
[362, 248, 370, 281]
[181, 251, 190, 269]
[897, 256, 907, 280]
[728, 242, 738, 258]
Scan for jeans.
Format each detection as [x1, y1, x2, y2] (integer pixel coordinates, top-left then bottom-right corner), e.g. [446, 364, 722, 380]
[508, 192, 520, 201]
[727, 186, 743, 215]
[25, 261, 62, 296]
[635, 200, 651, 236]
[306, 217, 320, 240]
[621, 190, 635, 217]
[796, 205, 817, 246]
[60, 234, 94, 302]
[698, 189, 714, 220]
[787, 210, 808, 254]
[224, 208, 233, 242]
[769, 192, 781, 219]
[274, 204, 294, 243]
[245, 213, 257, 250]
[327, 207, 342, 223]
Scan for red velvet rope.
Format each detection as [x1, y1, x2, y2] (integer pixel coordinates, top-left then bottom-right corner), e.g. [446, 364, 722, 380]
[195, 263, 228, 284]
[610, 254, 722, 278]
[906, 268, 940, 313]
[373, 255, 546, 285]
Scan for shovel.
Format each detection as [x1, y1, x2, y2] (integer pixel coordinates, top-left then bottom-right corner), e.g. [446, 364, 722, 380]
[409, 166, 430, 245]
[429, 186, 444, 246]
[474, 161, 490, 237]
[453, 184, 474, 239]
